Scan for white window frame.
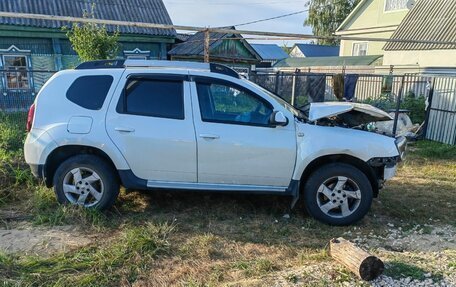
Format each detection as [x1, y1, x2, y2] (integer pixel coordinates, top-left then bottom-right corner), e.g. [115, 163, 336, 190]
[384, 0, 408, 13]
[2, 54, 31, 90]
[352, 42, 369, 56]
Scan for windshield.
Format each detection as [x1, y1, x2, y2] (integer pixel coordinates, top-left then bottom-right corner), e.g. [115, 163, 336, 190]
[245, 80, 307, 119]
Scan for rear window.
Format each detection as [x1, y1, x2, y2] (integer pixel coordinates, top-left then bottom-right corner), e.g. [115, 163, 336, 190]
[66, 75, 113, 110]
[120, 78, 184, 119]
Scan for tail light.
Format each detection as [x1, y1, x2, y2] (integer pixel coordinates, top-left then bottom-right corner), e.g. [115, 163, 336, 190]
[26, 103, 35, 132]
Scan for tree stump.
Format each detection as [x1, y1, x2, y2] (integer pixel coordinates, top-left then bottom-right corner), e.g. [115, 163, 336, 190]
[329, 237, 384, 281]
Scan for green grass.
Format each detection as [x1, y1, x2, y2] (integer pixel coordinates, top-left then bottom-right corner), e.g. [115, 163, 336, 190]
[231, 258, 277, 277]
[410, 140, 456, 160]
[384, 261, 427, 280]
[0, 222, 175, 286]
[0, 112, 31, 205]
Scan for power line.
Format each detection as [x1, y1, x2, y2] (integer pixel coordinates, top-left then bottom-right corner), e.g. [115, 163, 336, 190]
[233, 9, 308, 27]
[230, 0, 353, 27]
[1, 12, 455, 47]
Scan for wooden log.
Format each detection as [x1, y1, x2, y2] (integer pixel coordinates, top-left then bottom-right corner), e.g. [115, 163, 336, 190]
[329, 237, 384, 281]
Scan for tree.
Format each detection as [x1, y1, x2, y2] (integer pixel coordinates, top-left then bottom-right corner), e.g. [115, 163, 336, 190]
[304, 0, 361, 46]
[65, 5, 119, 62]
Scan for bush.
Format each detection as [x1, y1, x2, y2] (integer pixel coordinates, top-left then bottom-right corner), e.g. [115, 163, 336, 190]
[363, 92, 426, 124]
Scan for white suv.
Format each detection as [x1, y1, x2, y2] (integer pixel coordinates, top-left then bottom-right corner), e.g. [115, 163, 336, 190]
[24, 60, 406, 225]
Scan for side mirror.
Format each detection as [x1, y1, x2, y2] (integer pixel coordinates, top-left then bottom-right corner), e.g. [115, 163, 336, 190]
[270, 111, 288, 126]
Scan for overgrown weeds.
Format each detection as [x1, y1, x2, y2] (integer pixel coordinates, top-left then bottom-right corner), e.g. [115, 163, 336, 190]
[0, 112, 32, 204]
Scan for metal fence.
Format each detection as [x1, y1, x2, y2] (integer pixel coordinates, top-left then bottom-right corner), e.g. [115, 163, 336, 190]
[249, 71, 456, 145]
[0, 69, 455, 147]
[248, 71, 432, 107]
[425, 77, 456, 145]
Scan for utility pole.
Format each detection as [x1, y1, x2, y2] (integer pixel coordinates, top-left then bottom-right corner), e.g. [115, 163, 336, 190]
[204, 29, 210, 63]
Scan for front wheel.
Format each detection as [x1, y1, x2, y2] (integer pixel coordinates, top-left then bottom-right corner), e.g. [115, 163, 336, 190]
[303, 163, 373, 226]
[53, 155, 120, 210]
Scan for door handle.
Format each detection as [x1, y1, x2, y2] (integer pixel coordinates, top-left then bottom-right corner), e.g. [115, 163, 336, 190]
[199, 134, 220, 139]
[115, 127, 135, 133]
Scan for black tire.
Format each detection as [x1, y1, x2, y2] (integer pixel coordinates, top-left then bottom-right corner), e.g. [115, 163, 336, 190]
[53, 154, 120, 210]
[303, 163, 373, 226]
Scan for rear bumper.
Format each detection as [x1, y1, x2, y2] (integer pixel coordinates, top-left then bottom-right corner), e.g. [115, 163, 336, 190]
[29, 164, 45, 180]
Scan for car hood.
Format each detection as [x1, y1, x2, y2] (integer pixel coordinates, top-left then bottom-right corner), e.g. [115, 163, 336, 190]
[306, 102, 393, 124]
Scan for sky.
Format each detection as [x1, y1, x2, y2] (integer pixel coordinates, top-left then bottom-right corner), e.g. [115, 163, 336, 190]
[162, 0, 313, 47]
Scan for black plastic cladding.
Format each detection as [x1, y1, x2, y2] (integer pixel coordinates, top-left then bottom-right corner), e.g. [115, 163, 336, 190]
[75, 60, 240, 79]
[75, 60, 126, 70]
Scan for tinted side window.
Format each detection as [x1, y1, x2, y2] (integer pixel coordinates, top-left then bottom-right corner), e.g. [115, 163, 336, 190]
[66, 75, 113, 110]
[123, 79, 184, 119]
[196, 81, 273, 126]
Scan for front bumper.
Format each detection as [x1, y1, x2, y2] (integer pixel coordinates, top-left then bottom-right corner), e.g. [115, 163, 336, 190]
[383, 165, 397, 181]
[395, 136, 407, 161]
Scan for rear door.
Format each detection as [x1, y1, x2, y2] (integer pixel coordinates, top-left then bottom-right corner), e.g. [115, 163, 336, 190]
[106, 71, 197, 182]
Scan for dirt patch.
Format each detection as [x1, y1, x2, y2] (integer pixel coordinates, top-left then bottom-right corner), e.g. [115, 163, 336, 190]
[0, 223, 93, 256]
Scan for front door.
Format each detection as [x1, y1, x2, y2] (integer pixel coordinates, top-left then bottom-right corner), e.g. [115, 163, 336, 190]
[191, 77, 296, 188]
[106, 73, 197, 182]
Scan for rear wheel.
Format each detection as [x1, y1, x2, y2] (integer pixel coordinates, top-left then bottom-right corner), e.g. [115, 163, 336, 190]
[53, 155, 119, 210]
[303, 163, 373, 226]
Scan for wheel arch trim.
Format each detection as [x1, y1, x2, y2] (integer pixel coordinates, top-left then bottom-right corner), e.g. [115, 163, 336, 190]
[43, 144, 124, 187]
[298, 154, 380, 196]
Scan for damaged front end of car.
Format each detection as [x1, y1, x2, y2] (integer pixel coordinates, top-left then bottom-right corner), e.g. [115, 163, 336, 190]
[300, 102, 408, 190]
[301, 102, 394, 131]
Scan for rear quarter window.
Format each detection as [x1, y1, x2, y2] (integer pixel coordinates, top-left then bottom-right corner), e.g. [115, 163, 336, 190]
[66, 75, 114, 110]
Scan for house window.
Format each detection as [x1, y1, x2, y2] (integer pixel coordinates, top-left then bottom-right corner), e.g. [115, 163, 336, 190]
[385, 0, 408, 11]
[4, 55, 30, 89]
[352, 42, 368, 56]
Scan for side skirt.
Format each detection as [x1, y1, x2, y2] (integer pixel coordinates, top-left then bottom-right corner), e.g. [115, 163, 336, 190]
[119, 170, 300, 202]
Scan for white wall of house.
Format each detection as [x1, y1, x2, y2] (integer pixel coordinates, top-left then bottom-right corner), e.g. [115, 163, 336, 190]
[336, 0, 410, 56]
[383, 50, 456, 67]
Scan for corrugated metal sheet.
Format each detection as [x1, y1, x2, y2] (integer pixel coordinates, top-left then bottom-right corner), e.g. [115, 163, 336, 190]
[250, 44, 288, 61]
[274, 55, 382, 68]
[294, 44, 340, 57]
[0, 0, 175, 37]
[384, 0, 456, 51]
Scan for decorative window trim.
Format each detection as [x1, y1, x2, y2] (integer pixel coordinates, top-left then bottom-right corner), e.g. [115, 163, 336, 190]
[123, 48, 151, 60]
[0, 45, 32, 55]
[352, 42, 369, 56]
[2, 54, 32, 91]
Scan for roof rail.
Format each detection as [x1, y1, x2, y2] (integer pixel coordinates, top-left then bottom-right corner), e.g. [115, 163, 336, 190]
[75, 60, 240, 79]
[75, 60, 125, 70]
[124, 60, 240, 79]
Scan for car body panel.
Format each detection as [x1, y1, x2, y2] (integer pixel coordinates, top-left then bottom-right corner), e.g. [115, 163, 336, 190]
[105, 69, 198, 182]
[292, 121, 400, 180]
[188, 71, 297, 187]
[25, 69, 131, 170]
[307, 102, 393, 122]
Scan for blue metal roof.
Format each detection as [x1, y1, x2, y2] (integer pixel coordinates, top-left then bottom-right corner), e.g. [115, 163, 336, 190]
[250, 44, 289, 61]
[294, 44, 340, 57]
[0, 0, 175, 37]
